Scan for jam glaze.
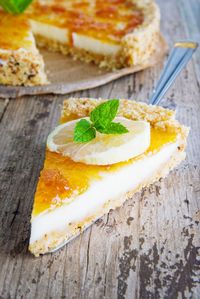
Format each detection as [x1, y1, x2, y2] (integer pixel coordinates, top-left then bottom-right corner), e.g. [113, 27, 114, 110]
[27, 0, 144, 45]
[0, 11, 32, 51]
[33, 126, 177, 217]
[0, 0, 143, 51]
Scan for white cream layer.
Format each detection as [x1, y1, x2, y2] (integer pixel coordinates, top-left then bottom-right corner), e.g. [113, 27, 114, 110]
[30, 20, 69, 44]
[30, 19, 121, 55]
[72, 33, 121, 55]
[30, 141, 179, 244]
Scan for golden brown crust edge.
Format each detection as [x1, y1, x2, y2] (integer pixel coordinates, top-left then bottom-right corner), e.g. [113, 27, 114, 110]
[62, 97, 175, 123]
[122, 0, 161, 66]
[61, 98, 189, 140]
[0, 50, 48, 86]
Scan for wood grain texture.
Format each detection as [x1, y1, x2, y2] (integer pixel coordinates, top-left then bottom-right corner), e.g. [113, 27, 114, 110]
[0, 1, 199, 298]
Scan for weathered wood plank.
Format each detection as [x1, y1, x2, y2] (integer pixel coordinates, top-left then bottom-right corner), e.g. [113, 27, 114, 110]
[0, 98, 9, 121]
[0, 1, 200, 298]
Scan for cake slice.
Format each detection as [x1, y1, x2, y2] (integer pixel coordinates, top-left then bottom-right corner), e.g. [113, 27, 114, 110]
[0, 11, 47, 86]
[29, 98, 189, 256]
[27, 0, 160, 69]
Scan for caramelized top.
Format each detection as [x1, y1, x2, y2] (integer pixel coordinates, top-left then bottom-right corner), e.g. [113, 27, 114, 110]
[0, 0, 143, 51]
[27, 0, 144, 44]
[32, 126, 177, 217]
[0, 11, 33, 51]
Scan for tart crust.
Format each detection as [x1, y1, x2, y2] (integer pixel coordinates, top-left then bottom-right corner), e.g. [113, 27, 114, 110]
[61, 98, 188, 138]
[0, 49, 47, 86]
[29, 98, 189, 256]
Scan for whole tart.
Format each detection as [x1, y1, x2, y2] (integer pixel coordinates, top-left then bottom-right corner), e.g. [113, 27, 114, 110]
[0, 0, 161, 86]
[29, 98, 189, 256]
[27, 0, 160, 69]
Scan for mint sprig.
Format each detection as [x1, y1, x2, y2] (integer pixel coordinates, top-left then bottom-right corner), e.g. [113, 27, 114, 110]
[74, 99, 129, 143]
[90, 99, 119, 129]
[73, 119, 96, 143]
[97, 122, 129, 134]
[0, 0, 33, 14]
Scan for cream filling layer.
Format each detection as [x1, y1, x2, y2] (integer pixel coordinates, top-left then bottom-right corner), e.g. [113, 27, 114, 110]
[30, 141, 179, 245]
[30, 20, 69, 44]
[30, 19, 121, 55]
[72, 33, 121, 55]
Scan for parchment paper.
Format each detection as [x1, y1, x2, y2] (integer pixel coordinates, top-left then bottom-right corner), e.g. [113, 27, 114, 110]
[0, 34, 167, 98]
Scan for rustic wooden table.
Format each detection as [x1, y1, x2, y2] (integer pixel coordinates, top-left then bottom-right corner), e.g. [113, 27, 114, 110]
[0, 0, 200, 298]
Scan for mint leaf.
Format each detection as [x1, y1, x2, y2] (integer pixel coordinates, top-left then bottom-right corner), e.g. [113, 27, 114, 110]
[0, 0, 33, 14]
[97, 122, 129, 134]
[74, 119, 96, 143]
[90, 99, 119, 129]
[73, 100, 129, 143]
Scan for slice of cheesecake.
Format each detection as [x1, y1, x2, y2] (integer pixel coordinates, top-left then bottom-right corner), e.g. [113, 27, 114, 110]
[27, 0, 160, 69]
[29, 98, 189, 256]
[0, 11, 47, 86]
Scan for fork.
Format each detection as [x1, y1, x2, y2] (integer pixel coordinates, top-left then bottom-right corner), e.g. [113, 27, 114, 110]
[149, 41, 198, 106]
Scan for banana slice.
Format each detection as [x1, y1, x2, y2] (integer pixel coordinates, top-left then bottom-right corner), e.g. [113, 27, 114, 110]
[47, 117, 150, 165]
